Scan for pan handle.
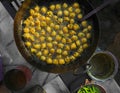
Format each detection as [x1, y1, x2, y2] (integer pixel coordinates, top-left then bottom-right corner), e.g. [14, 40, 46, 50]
[73, 64, 91, 76]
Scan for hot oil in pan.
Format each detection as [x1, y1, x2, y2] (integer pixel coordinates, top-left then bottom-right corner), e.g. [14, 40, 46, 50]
[21, 1, 94, 65]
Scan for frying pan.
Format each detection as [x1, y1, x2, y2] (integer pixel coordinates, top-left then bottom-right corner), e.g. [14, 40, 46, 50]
[14, 0, 99, 73]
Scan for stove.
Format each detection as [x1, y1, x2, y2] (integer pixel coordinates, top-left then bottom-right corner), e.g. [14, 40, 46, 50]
[1, 0, 24, 18]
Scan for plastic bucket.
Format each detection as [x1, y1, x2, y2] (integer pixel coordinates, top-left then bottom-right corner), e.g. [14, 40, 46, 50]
[4, 65, 32, 91]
